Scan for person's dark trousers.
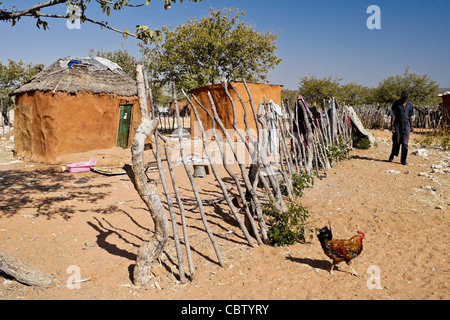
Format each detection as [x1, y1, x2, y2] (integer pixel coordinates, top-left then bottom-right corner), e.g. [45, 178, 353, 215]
[399, 132, 410, 164]
[389, 131, 400, 161]
[390, 131, 409, 164]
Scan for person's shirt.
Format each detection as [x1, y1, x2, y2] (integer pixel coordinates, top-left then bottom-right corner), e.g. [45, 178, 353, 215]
[391, 99, 414, 133]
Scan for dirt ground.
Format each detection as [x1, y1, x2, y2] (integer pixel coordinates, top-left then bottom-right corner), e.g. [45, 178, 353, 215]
[0, 129, 448, 300]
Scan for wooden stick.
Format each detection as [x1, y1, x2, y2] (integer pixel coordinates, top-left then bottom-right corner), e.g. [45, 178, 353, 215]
[0, 251, 57, 287]
[171, 84, 225, 267]
[242, 83, 284, 210]
[154, 132, 186, 283]
[283, 99, 301, 174]
[226, 82, 276, 204]
[158, 133, 196, 280]
[185, 91, 256, 247]
[259, 96, 285, 207]
[206, 90, 269, 243]
[190, 88, 263, 245]
[298, 98, 314, 175]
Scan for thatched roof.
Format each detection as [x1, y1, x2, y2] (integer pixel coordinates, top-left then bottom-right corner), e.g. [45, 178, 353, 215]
[13, 57, 137, 97]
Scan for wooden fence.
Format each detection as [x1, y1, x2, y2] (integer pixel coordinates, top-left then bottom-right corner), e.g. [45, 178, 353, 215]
[127, 67, 354, 285]
[352, 104, 443, 132]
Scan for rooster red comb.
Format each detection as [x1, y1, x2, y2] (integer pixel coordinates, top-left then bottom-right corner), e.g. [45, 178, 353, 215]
[357, 231, 365, 239]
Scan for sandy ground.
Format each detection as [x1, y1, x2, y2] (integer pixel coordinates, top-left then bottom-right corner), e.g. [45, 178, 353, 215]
[0, 129, 448, 300]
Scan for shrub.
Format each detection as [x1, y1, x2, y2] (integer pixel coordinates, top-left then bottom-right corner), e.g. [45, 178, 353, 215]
[415, 131, 450, 151]
[327, 137, 351, 162]
[353, 136, 371, 149]
[264, 200, 316, 246]
[442, 135, 450, 151]
[279, 172, 314, 198]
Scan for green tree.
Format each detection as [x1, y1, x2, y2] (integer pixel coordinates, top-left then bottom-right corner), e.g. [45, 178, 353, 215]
[297, 75, 342, 107]
[339, 82, 374, 105]
[375, 67, 440, 105]
[88, 47, 138, 79]
[139, 8, 282, 90]
[281, 89, 298, 109]
[0, 59, 43, 124]
[0, 59, 44, 102]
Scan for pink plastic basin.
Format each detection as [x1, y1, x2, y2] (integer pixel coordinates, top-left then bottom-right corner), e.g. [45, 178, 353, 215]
[66, 158, 97, 173]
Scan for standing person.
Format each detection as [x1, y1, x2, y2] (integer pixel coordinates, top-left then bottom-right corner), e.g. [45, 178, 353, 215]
[388, 90, 414, 165]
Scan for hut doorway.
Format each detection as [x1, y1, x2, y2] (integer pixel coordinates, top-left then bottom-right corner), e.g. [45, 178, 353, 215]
[117, 104, 132, 148]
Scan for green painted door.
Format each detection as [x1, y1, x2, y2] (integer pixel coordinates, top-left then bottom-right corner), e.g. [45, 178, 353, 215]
[117, 104, 132, 149]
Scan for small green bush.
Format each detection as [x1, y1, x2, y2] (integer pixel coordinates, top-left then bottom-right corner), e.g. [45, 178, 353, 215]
[264, 200, 315, 246]
[415, 131, 450, 151]
[279, 172, 314, 197]
[353, 136, 371, 150]
[327, 137, 351, 162]
[442, 135, 450, 151]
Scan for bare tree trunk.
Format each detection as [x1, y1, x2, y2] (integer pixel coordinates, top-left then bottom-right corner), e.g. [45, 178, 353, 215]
[125, 64, 170, 287]
[0, 251, 57, 287]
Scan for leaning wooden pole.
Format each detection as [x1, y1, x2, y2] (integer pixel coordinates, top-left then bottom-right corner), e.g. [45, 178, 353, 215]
[154, 132, 186, 283]
[226, 82, 273, 206]
[157, 133, 196, 280]
[189, 90, 263, 245]
[171, 84, 225, 267]
[207, 91, 269, 243]
[125, 64, 170, 287]
[298, 98, 314, 175]
[184, 91, 256, 247]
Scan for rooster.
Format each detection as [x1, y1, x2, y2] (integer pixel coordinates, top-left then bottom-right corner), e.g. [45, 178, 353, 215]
[317, 225, 365, 275]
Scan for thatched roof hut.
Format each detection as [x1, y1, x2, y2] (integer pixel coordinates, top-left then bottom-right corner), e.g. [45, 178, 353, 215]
[13, 57, 137, 97]
[12, 57, 141, 163]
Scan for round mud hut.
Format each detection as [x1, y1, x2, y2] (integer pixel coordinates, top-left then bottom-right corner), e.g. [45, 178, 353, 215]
[12, 57, 141, 163]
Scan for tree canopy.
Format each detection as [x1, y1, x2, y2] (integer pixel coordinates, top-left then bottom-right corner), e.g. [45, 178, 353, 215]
[0, 0, 201, 43]
[88, 48, 138, 79]
[298, 75, 344, 107]
[139, 8, 282, 90]
[0, 59, 44, 106]
[375, 66, 440, 105]
[297, 68, 440, 107]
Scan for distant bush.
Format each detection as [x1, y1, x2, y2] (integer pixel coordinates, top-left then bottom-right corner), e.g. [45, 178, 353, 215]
[415, 130, 450, 151]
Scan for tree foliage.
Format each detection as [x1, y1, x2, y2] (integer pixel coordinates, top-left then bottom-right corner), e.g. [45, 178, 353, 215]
[298, 75, 343, 106]
[0, 0, 201, 43]
[0, 59, 44, 108]
[374, 66, 440, 105]
[139, 8, 282, 90]
[297, 68, 440, 107]
[88, 47, 138, 79]
[281, 89, 297, 108]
